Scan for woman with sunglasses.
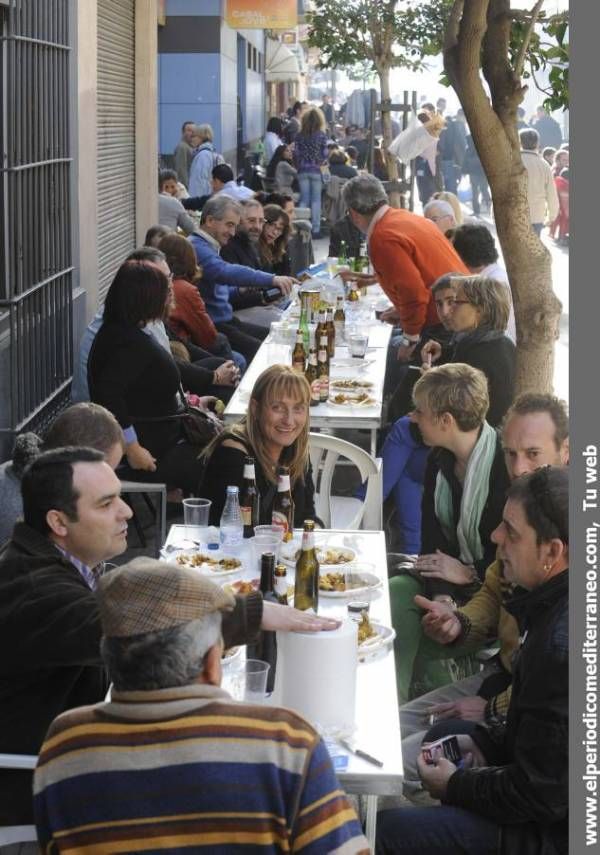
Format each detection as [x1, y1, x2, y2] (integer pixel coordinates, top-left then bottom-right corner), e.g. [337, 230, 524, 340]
[389, 363, 510, 705]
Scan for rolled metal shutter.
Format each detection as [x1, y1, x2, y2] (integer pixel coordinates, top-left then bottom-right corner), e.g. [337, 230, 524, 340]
[97, 0, 136, 301]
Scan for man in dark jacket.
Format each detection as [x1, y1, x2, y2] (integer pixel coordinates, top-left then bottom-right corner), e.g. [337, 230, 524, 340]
[0, 448, 335, 825]
[377, 466, 568, 855]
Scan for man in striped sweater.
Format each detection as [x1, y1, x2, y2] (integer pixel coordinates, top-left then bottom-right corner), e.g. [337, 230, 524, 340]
[34, 558, 369, 854]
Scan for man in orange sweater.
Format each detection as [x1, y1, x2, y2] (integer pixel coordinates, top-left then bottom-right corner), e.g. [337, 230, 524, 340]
[342, 175, 468, 360]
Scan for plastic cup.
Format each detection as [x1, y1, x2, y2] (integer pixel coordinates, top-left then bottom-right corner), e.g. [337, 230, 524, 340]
[183, 498, 211, 544]
[349, 333, 369, 359]
[243, 659, 271, 703]
[252, 534, 282, 569]
[254, 524, 284, 540]
[326, 257, 338, 276]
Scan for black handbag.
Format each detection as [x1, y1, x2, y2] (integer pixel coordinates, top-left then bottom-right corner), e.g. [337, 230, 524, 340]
[180, 402, 222, 447]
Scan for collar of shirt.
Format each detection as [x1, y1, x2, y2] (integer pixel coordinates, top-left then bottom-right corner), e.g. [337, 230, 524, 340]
[366, 203, 391, 247]
[54, 544, 99, 591]
[196, 227, 221, 253]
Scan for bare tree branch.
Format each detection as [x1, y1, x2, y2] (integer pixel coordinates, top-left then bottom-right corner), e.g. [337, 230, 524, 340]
[514, 0, 545, 78]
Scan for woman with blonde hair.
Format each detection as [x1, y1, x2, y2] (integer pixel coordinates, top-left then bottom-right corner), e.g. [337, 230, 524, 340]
[259, 204, 292, 275]
[432, 190, 463, 225]
[200, 364, 317, 526]
[293, 107, 328, 237]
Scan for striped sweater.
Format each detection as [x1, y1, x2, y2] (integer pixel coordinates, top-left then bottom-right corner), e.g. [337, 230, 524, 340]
[34, 683, 369, 854]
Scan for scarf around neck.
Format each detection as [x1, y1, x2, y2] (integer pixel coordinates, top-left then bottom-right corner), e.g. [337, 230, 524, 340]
[434, 420, 497, 564]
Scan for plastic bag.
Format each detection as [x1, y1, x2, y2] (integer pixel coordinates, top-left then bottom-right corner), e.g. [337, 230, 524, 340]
[388, 112, 438, 163]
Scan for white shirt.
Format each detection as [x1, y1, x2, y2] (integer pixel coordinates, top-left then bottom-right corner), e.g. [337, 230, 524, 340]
[521, 150, 559, 225]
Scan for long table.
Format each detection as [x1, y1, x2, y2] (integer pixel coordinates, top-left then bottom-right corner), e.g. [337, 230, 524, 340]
[164, 525, 403, 847]
[223, 320, 393, 457]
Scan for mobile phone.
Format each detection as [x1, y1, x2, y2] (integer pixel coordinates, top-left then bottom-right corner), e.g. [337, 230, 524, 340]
[422, 735, 464, 768]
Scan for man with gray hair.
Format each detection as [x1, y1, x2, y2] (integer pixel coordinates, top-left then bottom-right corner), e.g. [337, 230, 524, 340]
[34, 559, 369, 854]
[191, 195, 296, 362]
[519, 127, 559, 236]
[423, 199, 457, 234]
[342, 174, 468, 361]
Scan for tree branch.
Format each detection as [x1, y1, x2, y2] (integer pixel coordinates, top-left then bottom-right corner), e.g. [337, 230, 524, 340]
[514, 0, 545, 78]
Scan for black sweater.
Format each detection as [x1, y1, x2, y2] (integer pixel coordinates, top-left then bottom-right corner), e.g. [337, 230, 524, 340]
[420, 431, 510, 599]
[201, 441, 317, 527]
[451, 333, 516, 427]
[88, 321, 185, 459]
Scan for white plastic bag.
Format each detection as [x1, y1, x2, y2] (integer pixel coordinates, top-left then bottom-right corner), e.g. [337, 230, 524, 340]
[388, 111, 438, 163]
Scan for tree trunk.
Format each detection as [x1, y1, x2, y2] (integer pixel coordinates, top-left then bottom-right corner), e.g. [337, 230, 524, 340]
[443, 0, 562, 395]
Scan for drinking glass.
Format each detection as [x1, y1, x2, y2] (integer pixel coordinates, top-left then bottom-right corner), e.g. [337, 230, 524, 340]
[183, 498, 211, 544]
[326, 257, 338, 276]
[243, 659, 271, 703]
[349, 334, 369, 358]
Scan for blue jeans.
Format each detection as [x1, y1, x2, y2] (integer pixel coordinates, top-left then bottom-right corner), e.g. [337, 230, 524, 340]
[376, 806, 499, 854]
[298, 171, 323, 235]
[441, 161, 460, 195]
[381, 416, 429, 554]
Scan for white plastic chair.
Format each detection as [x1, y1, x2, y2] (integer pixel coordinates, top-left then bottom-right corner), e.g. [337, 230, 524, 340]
[308, 432, 382, 530]
[0, 753, 38, 847]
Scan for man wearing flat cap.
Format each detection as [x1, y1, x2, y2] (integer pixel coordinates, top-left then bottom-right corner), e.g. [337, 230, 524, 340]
[0, 447, 338, 828]
[33, 558, 369, 854]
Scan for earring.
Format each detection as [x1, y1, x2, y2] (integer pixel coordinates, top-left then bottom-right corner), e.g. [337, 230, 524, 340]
[544, 562, 552, 572]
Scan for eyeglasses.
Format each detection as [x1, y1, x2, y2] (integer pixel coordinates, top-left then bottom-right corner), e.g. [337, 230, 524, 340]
[451, 299, 470, 306]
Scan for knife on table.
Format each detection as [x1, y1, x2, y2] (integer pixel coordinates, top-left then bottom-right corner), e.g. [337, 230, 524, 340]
[340, 739, 384, 767]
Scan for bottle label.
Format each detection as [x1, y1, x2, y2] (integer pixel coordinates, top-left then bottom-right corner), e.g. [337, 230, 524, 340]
[277, 475, 291, 492]
[310, 378, 320, 402]
[292, 358, 305, 374]
[240, 506, 252, 526]
[272, 510, 290, 534]
[274, 575, 288, 598]
[301, 531, 315, 550]
[243, 464, 255, 480]
[319, 376, 329, 400]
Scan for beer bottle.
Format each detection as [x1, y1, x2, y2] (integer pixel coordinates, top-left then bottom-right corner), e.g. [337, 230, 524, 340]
[305, 347, 320, 407]
[315, 309, 327, 349]
[294, 520, 319, 612]
[318, 334, 329, 403]
[292, 328, 306, 374]
[326, 306, 336, 358]
[272, 466, 294, 536]
[247, 552, 278, 692]
[334, 295, 345, 344]
[347, 280, 360, 302]
[339, 240, 347, 267]
[239, 456, 260, 539]
[299, 291, 311, 350]
[360, 239, 369, 272]
[274, 564, 289, 605]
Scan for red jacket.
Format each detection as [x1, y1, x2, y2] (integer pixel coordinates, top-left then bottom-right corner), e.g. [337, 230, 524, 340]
[369, 208, 468, 335]
[169, 277, 217, 348]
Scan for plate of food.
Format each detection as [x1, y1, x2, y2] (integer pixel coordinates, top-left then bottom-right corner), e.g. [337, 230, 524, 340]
[223, 578, 259, 595]
[328, 392, 379, 407]
[330, 378, 375, 391]
[356, 614, 396, 660]
[280, 541, 357, 567]
[318, 570, 381, 597]
[169, 550, 243, 576]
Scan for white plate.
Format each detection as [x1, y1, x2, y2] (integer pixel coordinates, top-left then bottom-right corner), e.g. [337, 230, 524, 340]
[279, 541, 357, 568]
[330, 358, 374, 370]
[327, 395, 379, 408]
[358, 622, 396, 661]
[318, 570, 381, 598]
[165, 549, 243, 577]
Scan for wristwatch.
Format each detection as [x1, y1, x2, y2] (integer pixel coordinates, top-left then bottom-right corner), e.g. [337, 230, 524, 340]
[399, 335, 418, 347]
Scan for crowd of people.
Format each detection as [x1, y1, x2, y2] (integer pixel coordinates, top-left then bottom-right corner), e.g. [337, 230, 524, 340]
[0, 97, 569, 854]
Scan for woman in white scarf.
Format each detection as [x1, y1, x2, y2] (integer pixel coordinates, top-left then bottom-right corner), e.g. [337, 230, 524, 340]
[389, 363, 510, 705]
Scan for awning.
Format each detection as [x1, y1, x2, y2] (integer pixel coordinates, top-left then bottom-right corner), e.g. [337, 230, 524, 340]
[265, 38, 300, 83]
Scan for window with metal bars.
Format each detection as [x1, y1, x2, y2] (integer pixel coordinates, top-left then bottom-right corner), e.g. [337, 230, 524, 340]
[0, 0, 73, 445]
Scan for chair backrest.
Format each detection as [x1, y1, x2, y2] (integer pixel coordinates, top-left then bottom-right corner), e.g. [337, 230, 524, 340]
[308, 432, 382, 530]
[0, 754, 38, 845]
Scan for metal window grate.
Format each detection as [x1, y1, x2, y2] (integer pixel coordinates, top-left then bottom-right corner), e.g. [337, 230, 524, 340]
[0, 0, 72, 438]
